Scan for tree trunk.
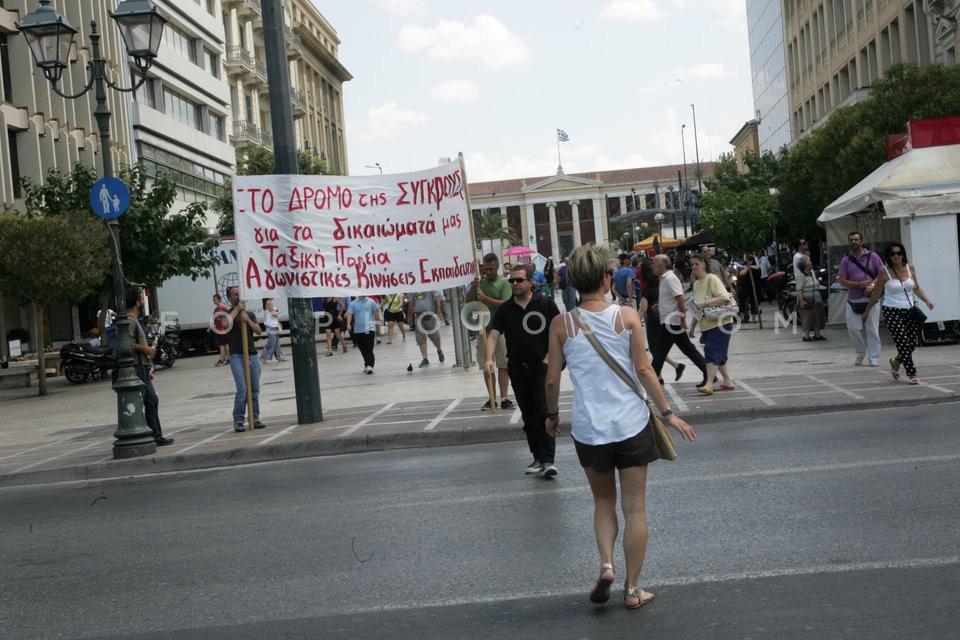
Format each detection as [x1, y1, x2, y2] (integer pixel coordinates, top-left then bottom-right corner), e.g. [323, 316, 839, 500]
[32, 302, 48, 397]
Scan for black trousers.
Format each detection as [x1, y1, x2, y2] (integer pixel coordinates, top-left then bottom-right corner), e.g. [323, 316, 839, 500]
[650, 323, 707, 384]
[508, 361, 555, 464]
[355, 331, 375, 368]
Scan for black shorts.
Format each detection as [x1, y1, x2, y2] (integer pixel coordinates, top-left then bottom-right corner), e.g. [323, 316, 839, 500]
[384, 310, 405, 323]
[216, 333, 230, 346]
[573, 420, 660, 471]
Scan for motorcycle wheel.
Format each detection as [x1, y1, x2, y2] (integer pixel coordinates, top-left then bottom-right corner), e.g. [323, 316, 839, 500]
[779, 297, 797, 322]
[64, 363, 90, 384]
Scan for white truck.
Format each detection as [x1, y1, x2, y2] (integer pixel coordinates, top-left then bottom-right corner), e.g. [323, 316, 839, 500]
[153, 238, 289, 352]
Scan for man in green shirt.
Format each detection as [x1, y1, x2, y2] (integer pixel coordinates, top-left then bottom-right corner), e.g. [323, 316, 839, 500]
[466, 253, 513, 410]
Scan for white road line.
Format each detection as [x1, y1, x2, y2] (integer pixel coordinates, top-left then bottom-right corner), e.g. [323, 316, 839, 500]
[804, 373, 865, 399]
[339, 403, 395, 437]
[665, 384, 689, 413]
[424, 398, 462, 431]
[917, 380, 954, 394]
[0, 436, 77, 462]
[175, 427, 234, 454]
[10, 438, 110, 474]
[736, 379, 777, 406]
[259, 423, 301, 445]
[510, 408, 522, 424]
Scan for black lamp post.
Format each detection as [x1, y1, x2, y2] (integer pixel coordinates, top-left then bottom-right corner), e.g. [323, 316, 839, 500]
[19, 0, 166, 459]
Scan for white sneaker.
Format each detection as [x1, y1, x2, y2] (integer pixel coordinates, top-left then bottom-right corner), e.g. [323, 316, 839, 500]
[525, 460, 543, 474]
[854, 356, 864, 366]
[542, 463, 558, 478]
[867, 359, 879, 367]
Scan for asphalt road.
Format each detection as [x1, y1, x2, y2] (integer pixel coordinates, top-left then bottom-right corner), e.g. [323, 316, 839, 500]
[1, 405, 957, 639]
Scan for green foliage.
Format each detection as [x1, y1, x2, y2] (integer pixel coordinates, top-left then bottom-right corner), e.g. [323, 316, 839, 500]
[777, 62, 960, 242]
[472, 209, 520, 248]
[215, 148, 332, 236]
[698, 153, 778, 255]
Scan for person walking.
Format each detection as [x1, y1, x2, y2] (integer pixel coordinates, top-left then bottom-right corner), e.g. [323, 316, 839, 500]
[124, 287, 173, 446]
[558, 256, 578, 312]
[407, 290, 445, 367]
[544, 243, 695, 609]
[612, 253, 635, 307]
[210, 294, 230, 366]
[837, 231, 884, 366]
[466, 253, 514, 410]
[687, 254, 736, 394]
[648, 254, 709, 387]
[861, 242, 935, 385]
[322, 296, 347, 356]
[346, 295, 380, 374]
[543, 257, 556, 298]
[487, 264, 561, 476]
[381, 292, 407, 344]
[226, 286, 267, 432]
[795, 256, 825, 342]
[637, 260, 685, 381]
[260, 297, 285, 363]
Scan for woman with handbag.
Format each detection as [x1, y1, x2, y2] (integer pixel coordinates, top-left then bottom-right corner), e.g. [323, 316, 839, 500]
[861, 242, 934, 385]
[544, 244, 695, 610]
[687, 254, 736, 394]
[795, 256, 825, 342]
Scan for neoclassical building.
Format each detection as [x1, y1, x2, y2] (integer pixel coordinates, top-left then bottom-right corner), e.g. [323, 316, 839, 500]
[469, 163, 715, 259]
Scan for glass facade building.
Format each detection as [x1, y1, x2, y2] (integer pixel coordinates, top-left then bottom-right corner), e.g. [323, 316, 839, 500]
[746, 0, 793, 154]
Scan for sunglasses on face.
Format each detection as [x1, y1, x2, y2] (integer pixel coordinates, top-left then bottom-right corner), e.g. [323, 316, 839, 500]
[507, 277, 527, 284]
[890, 251, 903, 256]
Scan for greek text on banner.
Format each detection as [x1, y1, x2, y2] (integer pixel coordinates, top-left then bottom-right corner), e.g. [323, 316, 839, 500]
[233, 158, 476, 298]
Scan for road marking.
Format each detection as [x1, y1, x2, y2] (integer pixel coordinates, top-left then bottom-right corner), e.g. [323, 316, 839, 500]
[510, 408, 522, 424]
[736, 379, 776, 406]
[916, 380, 954, 394]
[340, 403, 395, 437]
[259, 423, 301, 445]
[424, 398, 462, 431]
[0, 436, 77, 462]
[804, 373, 865, 399]
[9, 439, 110, 474]
[175, 427, 234, 454]
[665, 384, 688, 413]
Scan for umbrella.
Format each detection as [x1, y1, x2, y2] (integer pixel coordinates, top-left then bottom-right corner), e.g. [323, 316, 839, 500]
[677, 231, 712, 250]
[633, 234, 682, 251]
[504, 246, 534, 256]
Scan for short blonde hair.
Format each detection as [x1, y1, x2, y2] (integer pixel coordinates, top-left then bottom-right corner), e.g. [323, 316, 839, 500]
[567, 243, 616, 294]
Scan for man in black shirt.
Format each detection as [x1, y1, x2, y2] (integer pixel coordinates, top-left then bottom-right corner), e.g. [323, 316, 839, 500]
[226, 286, 267, 432]
[487, 264, 561, 477]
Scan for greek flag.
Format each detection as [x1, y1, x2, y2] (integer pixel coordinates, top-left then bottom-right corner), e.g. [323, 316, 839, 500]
[556, 128, 569, 142]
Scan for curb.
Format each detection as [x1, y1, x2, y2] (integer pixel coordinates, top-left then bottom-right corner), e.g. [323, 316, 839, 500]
[1, 395, 955, 489]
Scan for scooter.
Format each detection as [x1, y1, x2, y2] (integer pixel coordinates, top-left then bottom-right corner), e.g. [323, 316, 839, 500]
[146, 320, 181, 369]
[59, 340, 117, 384]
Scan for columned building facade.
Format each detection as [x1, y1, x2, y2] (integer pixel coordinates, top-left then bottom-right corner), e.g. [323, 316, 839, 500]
[469, 164, 715, 260]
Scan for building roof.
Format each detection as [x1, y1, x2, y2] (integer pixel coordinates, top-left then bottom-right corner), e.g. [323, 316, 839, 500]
[468, 162, 715, 196]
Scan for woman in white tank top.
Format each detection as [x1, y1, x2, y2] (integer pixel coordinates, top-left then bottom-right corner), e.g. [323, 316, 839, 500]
[861, 242, 934, 384]
[544, 244, 695, 610]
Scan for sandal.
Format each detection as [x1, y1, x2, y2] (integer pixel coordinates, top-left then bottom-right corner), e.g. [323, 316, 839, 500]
[623, 586, 655, 609]
[908, 377, 919, 385]
[589, 563, 615, 604]
[696, 385, 714, 395]
[325, 351, 333, 357]
[802, 337, 813, 342]
[889, 358, 901, 381]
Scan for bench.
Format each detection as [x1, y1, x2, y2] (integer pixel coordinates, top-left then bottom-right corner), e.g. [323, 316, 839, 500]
[0, 367, 33, 389]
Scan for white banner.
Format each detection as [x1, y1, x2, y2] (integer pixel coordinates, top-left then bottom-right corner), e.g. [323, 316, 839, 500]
[233, 158, 476, 298]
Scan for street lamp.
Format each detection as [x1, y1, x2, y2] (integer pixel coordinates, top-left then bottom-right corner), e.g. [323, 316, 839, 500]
[654, 212, 665, 255]
[19, 0, 166, 459]
[365, 162, 383, 174]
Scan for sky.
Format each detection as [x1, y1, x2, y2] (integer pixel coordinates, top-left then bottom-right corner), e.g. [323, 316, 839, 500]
[316, 0, 756, 183]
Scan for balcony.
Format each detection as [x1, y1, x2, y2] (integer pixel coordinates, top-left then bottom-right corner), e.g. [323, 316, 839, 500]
[224, 0, 261, 19]
[291, 88, 307, 118]
[284, 26, 303, 58]
[224, 46, 256, 78]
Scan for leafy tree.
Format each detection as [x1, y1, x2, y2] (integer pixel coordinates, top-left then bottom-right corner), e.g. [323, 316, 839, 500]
[214, 147, 331, 236]
[0, 213, 109, 395]
[472, 208, 520, 248]
[777, 63, 960, 241]
[698, 152, 778, 256]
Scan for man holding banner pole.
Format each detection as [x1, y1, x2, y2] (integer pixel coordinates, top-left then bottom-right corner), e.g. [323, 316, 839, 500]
[226, 286, 267, 432]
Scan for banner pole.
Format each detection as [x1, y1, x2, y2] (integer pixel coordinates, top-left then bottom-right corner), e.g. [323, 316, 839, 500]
[239, 310, 255, 428]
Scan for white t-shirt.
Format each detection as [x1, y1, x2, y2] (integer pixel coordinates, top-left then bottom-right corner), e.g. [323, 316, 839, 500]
[658, 269, 684, 325]
[758, 255, 771, 278]
[792, 252, 805, 283]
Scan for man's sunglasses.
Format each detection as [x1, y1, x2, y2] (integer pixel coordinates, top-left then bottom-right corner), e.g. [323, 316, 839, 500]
[507, 277, 527, 284]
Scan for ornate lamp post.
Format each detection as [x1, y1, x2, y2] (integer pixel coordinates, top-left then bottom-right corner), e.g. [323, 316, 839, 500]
[653, 212, 665, 255]
[19, 0, 167, 459]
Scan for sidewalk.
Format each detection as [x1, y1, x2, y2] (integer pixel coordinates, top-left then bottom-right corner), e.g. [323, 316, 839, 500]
[2, 302, 957, 487]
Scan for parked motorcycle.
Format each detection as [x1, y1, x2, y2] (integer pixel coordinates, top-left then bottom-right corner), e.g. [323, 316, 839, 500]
[146, 320, 181, 369]
[59, 341, 117, 384]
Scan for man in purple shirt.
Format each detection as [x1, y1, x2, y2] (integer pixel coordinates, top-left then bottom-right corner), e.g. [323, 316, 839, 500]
[837, 231, 884, 366]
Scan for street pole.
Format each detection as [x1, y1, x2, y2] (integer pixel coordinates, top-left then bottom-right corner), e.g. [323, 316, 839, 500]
[691, 104, 703, 196]
[262, 0, 323, 423]
[681, 125, 690, 237]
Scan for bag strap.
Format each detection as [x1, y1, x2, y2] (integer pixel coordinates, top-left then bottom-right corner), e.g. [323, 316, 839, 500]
[890, 265, 918, 307]
[849, 250, 877, 279]
[570, 309, 648, 403]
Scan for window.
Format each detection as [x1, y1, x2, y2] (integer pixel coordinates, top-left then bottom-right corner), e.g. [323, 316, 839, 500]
[203, 48, 219, 78]
[163, 88, 201, 130]
[167, 24, 199, 65]
[1, 34, 12, 102]
[208, 113, 225, 141]
[138, 142, 229, 205]
[8, 131, 21, 198]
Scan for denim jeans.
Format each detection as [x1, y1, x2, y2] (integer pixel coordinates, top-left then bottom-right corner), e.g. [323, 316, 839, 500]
[261, 327, 283, 362]
[135, 364, 163, 441]
[229, 353, 261, 425]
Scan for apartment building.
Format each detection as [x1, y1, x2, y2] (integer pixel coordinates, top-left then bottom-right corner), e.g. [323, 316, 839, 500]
[222, 0, 350, 173]
[746, 0, 793, 153]
[783, 0, 959, 138]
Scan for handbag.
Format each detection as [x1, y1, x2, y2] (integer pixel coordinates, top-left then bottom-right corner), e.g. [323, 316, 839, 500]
[570, 309, 678, 461]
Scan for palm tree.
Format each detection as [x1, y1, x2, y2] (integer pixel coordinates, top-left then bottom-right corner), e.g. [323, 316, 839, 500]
[472, 209, 521, 248]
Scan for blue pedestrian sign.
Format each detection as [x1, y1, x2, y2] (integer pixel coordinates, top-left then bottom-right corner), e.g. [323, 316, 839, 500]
[89, 177, 130, 219]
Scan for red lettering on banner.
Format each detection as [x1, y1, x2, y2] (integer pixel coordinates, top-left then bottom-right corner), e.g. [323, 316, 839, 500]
[245, 258, 263, 289]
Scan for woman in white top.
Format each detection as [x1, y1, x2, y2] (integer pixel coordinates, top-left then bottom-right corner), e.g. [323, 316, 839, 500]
[545, 244, 695, 610]
[260, 298, 285, 363]
[861, 242, 933, 384]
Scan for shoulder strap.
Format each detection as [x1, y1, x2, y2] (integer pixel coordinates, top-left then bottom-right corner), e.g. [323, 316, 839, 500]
[570, 309, 646, 402]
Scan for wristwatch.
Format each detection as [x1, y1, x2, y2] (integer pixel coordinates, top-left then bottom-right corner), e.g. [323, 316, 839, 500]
[660, 408, 674, 418]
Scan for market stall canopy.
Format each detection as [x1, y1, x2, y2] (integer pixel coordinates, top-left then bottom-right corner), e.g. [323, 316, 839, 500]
[503, 246, 534, 256]
[818, 144, 960, 223]
[634, 233, 682, 251]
